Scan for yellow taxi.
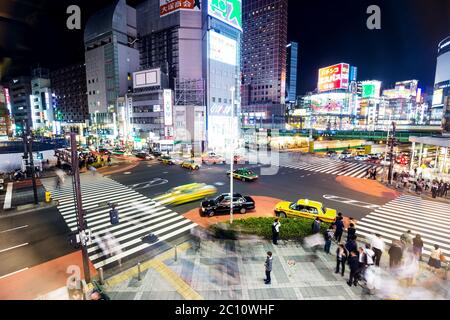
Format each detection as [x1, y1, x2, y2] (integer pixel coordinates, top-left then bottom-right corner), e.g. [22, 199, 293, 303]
[274, 199, 337, 222]
[153, 183, 217, 206]
[181, 160, 201, 170]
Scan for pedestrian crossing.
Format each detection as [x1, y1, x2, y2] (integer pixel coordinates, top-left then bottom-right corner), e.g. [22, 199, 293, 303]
[279, 153, 379, 178]
[356, 195, 450, 260]
[42, 174, 197, 270]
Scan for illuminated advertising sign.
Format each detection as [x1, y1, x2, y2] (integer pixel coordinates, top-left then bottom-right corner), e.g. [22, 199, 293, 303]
[208, 0, 242, 31]
[209, 31, 237, 66]
[318, 63, 350, 92]
[163, 90, 173, 126]
[309, 92, 351, 115]
[432, 89, 444, 106]
[160, 0, 201, 17]
[361, 81, 381, 98]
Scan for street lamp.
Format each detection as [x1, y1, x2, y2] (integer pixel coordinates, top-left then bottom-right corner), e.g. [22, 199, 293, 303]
[229, 87, 235, 224]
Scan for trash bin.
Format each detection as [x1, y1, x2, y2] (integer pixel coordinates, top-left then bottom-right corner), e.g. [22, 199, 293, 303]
[45, 191, 52, 203]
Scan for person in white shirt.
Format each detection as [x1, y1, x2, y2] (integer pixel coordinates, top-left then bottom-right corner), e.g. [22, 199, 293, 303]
[364, 244, 375, 266]
[272, 219, 281, 245]
[370, 234, 384, 267]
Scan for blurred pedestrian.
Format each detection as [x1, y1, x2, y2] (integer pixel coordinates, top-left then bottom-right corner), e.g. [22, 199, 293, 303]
[311, 217, 321, 234]
[412, 234, 424, 262]
[264, 251, 273, 285]
[388, 240, 403, 269]
[400, 230, 413, 249]
[272, 219, 281, 245]
[427, 245, 443, 273]
[335, 243, 348, 276]
[370, 233, 384, 267]
[107, 155, 112, 166]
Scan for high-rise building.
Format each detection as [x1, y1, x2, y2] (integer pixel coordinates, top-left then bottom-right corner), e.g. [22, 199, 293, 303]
[286, 42, 298, 104]
[0, 86, 13, 140]
[84, 0, 139, 141]
[241, 0, 288, 128]
[9, 76, 31, 135]
[50, 63, 89, 126]
[30, 68, 54, 131]
[433, 36, 450, 132]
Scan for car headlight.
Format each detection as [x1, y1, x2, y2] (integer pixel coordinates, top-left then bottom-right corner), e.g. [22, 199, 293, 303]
[201, 207, 206, 212]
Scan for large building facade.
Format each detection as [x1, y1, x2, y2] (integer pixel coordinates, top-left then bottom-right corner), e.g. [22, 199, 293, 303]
[286, 42, 298, 104]
[50, 63, 89, 129]
[241, 0, 288, 128]
[84, 0, 139, 142]
[9, 76, 32, 135]
[30, 68, 54, 132]
[433, 36, 450, 133]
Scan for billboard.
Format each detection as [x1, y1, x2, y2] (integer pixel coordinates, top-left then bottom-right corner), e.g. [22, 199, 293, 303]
[432, 89, 444, 106]
[208, 0, 242, 31]
[309, 92, 351, 115]
[163, 90, 173, 126]
[209, 31, 237, 66]
[160, 0, 201, 17]
[318, 63, 350, 92]
[133, 69, 160, 89]
[361, 81, 381, 98]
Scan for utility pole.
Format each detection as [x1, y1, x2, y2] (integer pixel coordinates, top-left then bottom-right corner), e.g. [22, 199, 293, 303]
[70, 132, 91, 283]
[388, 121, 397, 185]
[229, 87, 235, 224]
[24, 121, 38, 204]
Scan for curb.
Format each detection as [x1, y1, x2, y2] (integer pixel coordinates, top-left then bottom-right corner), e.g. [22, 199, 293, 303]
[0, 202, 57, 218]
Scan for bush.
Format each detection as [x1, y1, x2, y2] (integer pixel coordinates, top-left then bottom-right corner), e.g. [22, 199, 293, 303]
[210, 217, 330, 241]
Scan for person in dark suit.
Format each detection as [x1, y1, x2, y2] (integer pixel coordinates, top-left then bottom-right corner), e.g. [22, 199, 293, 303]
[347, 251, 360, 287]
[346, 223, 356, 242]
[334, 213, 344, 243]
[311, 217, 321, 234]
[345, 235, 358, 253]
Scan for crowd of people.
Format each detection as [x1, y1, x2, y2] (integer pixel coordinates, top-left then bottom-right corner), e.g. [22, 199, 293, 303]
[393, 171, 449, 198]
[269, 214, 447, 294]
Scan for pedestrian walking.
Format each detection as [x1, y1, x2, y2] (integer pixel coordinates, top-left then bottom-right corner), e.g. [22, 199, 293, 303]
[400, 230, 413, 249]
[107, 155, 112, 166]
[346, 223, 356, 242]
[370, 234, 384, 267]
[427, 245, 443, 273]
[272, 219, 281, 245]
[388, 240, 403, 269]
[334, 213, 344, 243]
[335, 244, 348, 276]
[264, 251, 273, 285]
[323, 226, 335, 254]
[347, 251, 360, 287]
[311, 217, 321, 234]
[364, 244, 375, 267]
[413, 234, 424, 262]
[345, 235, 358, 254]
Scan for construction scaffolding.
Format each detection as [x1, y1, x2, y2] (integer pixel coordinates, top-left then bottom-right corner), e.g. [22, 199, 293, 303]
[174, 78, 205, 106]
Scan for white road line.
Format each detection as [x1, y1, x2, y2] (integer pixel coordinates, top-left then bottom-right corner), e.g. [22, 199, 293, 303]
[0, 225, 28, 234]
[0, 267, 29, 280]
[3, 183, 13, 210]
[0, 243, 29, 254]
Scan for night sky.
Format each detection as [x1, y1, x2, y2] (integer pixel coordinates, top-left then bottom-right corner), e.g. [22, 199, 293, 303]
[1, 0, 449, 95]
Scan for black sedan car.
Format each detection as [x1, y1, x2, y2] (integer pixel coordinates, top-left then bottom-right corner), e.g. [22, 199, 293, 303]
[200, 193, 255, 217]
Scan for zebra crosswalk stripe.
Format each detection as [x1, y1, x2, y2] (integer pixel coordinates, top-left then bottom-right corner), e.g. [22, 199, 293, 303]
[279, 155, 377, 178]
[41, 174, 197, 269]
[356, 195, 450, 259]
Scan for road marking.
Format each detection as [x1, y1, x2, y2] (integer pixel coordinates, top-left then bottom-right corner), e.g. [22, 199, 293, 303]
[129, 178, 169, 190]
[0, 267, 29, 280]
[3, 183, 13, 210]
[0, 243, 29, 254]
[123, 172, 132, 175]
[0, 225, 28, 234]
[323, 194, 380, 209]
[214, 182, 225, 186]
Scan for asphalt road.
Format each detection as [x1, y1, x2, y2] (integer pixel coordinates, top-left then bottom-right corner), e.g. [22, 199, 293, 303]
[0, 207, 75, 278]
[108, 157, 392, 221]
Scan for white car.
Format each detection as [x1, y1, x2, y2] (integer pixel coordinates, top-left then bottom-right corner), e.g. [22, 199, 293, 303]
[354, 155, 369, 161]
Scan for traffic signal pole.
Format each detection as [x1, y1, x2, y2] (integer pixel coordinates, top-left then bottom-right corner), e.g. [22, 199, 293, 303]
[70, 132, 91, 283]
[23, 121, 38, 205]
[388, 122, 396, 185]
